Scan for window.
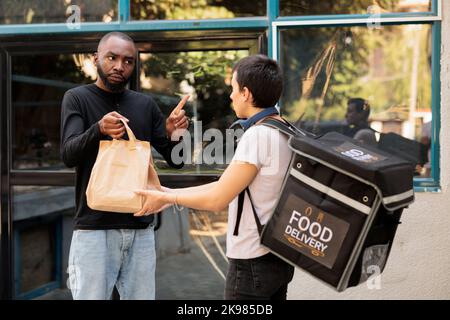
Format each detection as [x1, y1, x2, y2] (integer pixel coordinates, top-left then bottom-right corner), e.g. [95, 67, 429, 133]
[12, 53, 94, 170]
[139, 49, 249, 174]
[12, 186, 75, 299]
[280, 0, 432, 17]
[274, 0, 441, 189]
[0, 0, 117, 24]
[155, 208, 227, 299]
[280, 24, 433, 177]
[130, 0, 266, 20]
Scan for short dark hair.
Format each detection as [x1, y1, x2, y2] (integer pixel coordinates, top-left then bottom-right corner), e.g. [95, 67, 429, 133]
[98, 32, 135, 51]
[348, 97, 370, 120]
[232, 54, 283, 109]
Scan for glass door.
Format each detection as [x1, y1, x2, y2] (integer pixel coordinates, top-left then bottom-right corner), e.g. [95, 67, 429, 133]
[1, 31, 263, 299]
[136, 35, 261, 299]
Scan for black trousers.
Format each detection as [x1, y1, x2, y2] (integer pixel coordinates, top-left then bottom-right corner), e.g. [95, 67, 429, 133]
[224, 252, 295, 300]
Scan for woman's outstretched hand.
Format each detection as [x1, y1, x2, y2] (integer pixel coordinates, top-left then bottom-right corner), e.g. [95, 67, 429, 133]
[133, 189, 175, 216]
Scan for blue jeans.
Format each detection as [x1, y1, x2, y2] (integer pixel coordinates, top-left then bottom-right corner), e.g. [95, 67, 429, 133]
[224, 253, 295, 300]
[67, 226, 155, 300]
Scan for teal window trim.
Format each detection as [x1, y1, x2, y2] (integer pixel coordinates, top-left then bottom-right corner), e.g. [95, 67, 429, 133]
[413, 185, 441, 193]
[277, 0, 439, 19]
[0, 22, 119, 35]
[121, 18, 268, 31]
[267, 0, 278, 58]
[422, 20, 441, 192]
[118, 0, 130, 23]
[0, 0, 440, 35]
[275, 12, 440, 24]
[432, 0, 440, 16]
[13, 217, 63, 300]
[0, 18, 268, 35]
[16, 281, 60, 300]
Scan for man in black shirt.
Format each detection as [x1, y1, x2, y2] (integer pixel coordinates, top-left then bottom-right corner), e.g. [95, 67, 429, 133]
[61, 32, 189, 300]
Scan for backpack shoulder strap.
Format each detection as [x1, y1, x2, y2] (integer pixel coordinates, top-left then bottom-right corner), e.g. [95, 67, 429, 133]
[233, 187, 263, 237]
[260, 118, 312, 137]
[233, 118, 307, 238]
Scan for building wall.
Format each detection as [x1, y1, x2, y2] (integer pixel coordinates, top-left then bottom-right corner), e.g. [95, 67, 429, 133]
[288, 2, 450, 300]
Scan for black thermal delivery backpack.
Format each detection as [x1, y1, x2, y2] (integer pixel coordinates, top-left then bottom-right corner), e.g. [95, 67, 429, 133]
[249, 120, 415, 291]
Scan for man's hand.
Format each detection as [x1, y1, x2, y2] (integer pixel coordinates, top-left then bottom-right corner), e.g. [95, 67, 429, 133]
[166, 95, 190, 140]
[98, 111, 129, 139]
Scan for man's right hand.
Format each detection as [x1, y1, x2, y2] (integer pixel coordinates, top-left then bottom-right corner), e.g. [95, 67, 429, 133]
[98, 111, 129, 139]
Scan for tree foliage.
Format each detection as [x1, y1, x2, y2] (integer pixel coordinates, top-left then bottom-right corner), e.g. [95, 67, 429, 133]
[281, 11, 432, 135]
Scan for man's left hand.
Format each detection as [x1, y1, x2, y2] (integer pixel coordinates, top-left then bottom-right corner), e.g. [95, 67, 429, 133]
[166, 95, 190, 139]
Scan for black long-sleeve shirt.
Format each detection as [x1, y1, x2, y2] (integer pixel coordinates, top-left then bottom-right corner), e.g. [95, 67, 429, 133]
[61, 84, 181, 230]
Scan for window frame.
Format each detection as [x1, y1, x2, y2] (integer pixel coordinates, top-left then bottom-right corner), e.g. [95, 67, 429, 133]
[271, 1, 442, 192]
[0, 32, 263, 299]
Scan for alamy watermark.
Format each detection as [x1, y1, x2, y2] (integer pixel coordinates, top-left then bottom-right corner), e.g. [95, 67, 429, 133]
[169, 121, 283, 176]
[66, 265, 80, 295]
[366, 265, 382, 290]
[66, 5, 81, 30]
[367, 5, 382, 30]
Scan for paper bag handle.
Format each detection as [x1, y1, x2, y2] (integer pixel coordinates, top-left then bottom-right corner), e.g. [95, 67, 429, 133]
[119, 118, 137, 150]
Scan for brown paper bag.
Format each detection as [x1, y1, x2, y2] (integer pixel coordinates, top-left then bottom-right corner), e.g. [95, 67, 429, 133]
[86, 119, 161, 213]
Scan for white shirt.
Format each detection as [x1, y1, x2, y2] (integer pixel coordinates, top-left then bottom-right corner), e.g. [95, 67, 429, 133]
[226, 125, 293, 259]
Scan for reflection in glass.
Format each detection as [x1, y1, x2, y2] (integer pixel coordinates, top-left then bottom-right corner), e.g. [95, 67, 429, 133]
[139, 50, 248, 174]
[130, 0, 266, 20]
[156, 208, 227, 299]
[280, 0, 432, 16]
[12, 54, 95, 170]
[12, 186, 75, 299]
[0, 0, 117, 24]
[280, 24, 432, 176]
